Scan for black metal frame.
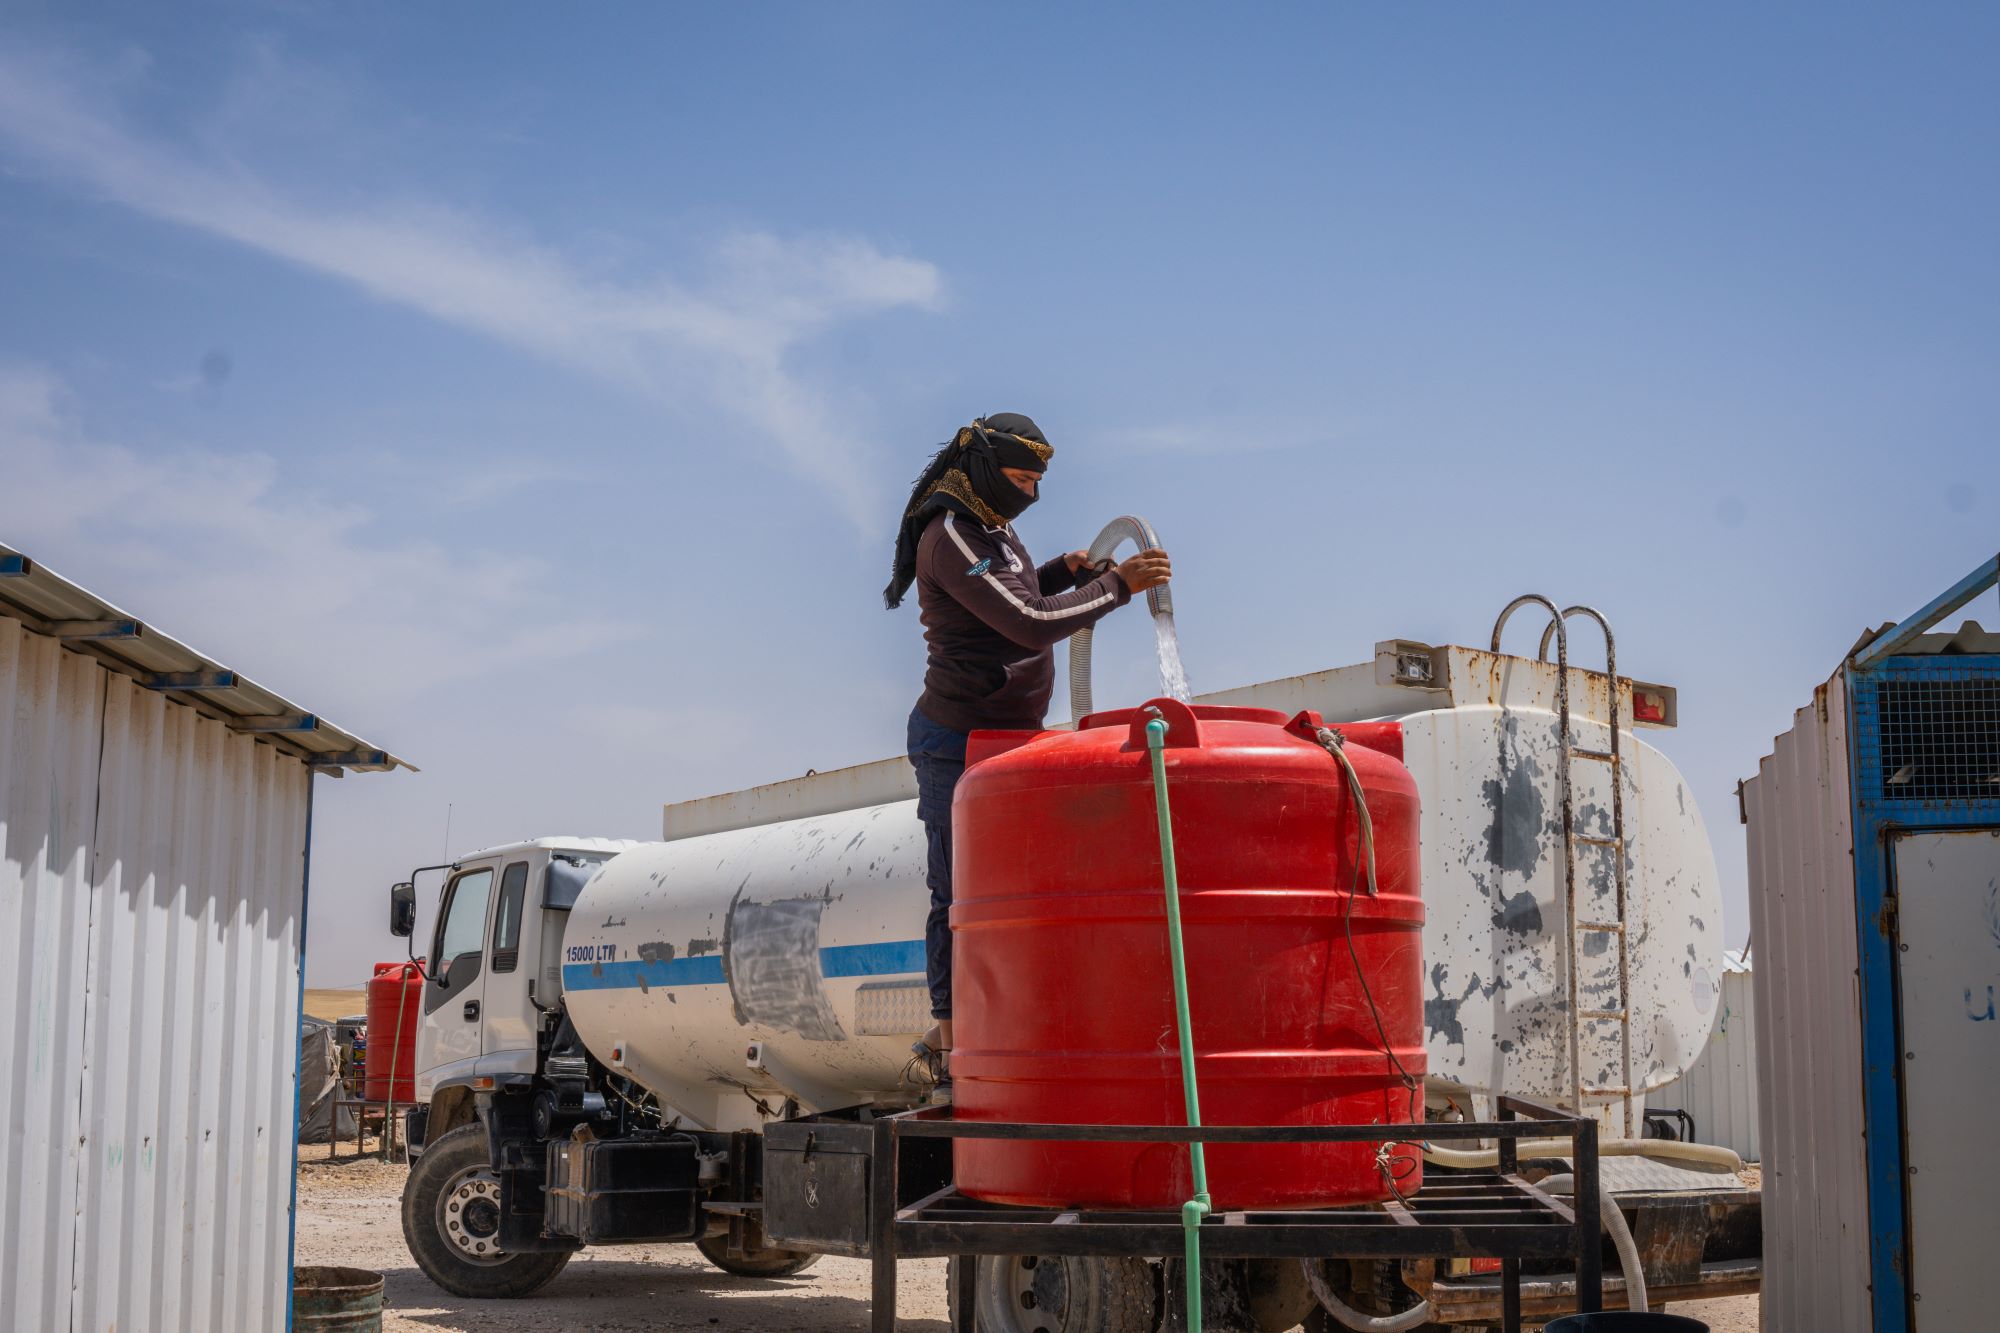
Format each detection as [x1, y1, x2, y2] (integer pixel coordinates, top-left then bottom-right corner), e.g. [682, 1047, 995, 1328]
[864, 1095, 1602, 1333]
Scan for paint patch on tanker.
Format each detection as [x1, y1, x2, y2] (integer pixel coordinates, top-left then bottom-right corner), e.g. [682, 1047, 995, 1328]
[1583, 849, 1615, 905]
[722, 888, 847, 1042]
[1425, 963, 1465, 1047]
[1481, 759, 1545, 877]
[1582, 933, 1609, 957]
[1425, 964, 1508, 1048]
[686, 938, 719, 956]
[1492, 887, 1543, 936]
[637, 941, 676, 964]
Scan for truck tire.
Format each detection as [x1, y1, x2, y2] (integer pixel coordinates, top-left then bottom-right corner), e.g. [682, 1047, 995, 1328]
[401, 1124, 572, 1298]
[964, 1254, 1158, 1333]
[694, 1233, 821, 1277]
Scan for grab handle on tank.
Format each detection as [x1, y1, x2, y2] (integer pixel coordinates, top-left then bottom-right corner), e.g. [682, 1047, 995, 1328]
[1070, 515, 1174, 722]
[1126, 696, 1202, 750]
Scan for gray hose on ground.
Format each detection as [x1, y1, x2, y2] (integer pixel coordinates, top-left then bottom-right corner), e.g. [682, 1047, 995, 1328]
[1536, 1174, 1649, 1314]
[1301, 1259, 1435, 1332]
[1068, 515, 1174, 722]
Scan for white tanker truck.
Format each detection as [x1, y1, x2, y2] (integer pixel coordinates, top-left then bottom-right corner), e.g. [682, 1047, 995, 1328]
[390, 602, 1760, 1329]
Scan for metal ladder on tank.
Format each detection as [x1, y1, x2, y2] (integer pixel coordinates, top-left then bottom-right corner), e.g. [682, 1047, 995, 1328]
[1491, 597, 1635, 1139]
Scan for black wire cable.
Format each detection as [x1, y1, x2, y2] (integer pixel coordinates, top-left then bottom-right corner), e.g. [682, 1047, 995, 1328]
[1313, 727, 1425, 1198]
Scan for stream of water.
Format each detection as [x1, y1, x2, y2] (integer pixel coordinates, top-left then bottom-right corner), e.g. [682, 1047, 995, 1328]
[1153, 614, 1193, 703]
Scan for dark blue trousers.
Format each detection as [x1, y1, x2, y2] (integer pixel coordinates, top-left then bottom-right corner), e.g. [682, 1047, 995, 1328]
[907, 707, 969, 1021]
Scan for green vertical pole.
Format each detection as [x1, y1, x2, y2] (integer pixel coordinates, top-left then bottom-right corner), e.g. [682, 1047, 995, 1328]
[1146, 716, 1209, 1333]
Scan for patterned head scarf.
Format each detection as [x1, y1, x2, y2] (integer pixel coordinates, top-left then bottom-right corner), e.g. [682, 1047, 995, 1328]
[883, 413, 1053, 609]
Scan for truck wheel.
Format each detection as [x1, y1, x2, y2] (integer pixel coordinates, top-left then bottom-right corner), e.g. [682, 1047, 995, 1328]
[694, 1232, 821, 1277]
[401, 1124, 572, 1298]
[965, 1255, 1157, 1333]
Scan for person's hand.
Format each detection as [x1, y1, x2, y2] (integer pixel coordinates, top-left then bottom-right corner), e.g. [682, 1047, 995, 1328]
[1113, 549, 1172, 594]
[1063, 550, 1093, 574]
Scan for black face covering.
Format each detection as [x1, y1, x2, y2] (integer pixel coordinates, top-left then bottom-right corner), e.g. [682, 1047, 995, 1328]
[884, 414, 1053, 609]
[961, 439, 1040, 522]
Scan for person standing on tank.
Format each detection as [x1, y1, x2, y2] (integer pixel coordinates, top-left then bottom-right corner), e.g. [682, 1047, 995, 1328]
[884, 413, 1173, 1103]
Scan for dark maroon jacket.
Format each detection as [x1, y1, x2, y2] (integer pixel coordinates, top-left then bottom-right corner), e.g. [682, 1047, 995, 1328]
[913, 511, 1130, 733]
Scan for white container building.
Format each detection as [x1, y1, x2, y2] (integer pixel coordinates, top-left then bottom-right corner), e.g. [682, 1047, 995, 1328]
[1649, 950, 1758, 1162]
[0, 544, 404, 1333]
[1743, 556, 2000, 1333]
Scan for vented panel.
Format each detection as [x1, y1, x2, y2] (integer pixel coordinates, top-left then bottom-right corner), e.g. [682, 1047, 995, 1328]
[1862, 668, 2000, 806]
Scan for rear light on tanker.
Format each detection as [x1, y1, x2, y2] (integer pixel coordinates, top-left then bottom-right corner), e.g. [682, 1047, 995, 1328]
[1631, 682, 1676, 727]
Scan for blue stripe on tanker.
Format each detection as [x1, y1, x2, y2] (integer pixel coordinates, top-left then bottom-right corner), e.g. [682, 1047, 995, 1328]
[561, 939, 926, 991]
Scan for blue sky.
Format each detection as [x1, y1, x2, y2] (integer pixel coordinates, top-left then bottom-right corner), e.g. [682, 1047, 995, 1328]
[2, 4, 1995, 986]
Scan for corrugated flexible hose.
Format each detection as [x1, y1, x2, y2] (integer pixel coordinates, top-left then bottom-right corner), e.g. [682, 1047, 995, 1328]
[1534, 1175, 1650, 1315]
[1070, 515, 1175, 722]
[1301, 1261, 1438, 1333]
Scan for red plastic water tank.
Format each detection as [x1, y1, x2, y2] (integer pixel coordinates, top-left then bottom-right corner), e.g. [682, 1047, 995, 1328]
[363, 961, 424, 1102]
[951, 699, 1425, 1210]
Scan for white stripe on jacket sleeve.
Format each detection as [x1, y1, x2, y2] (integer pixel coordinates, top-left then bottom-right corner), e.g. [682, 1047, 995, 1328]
[943, 513, 1117, 621]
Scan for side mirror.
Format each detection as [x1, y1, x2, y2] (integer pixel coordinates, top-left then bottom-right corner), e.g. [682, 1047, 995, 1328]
[389, 882, 417, 938]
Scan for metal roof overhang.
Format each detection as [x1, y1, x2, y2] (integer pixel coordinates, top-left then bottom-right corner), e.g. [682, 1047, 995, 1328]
[0, 543, 412, 775]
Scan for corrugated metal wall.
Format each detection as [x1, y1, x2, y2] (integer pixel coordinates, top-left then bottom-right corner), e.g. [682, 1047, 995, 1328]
[1, 618, 310, 1332]
[1650, 961, 1759, 1161]
[1, 616, 104, 1333]
[1743, 673, 1872, 1333]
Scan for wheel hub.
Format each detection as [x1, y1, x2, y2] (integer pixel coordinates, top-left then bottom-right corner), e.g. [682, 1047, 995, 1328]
[993, 1255, 1071, 1333]
[437, 1166, 507, 1264]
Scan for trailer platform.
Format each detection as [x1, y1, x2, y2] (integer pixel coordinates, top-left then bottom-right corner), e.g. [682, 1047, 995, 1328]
[831, 1095, 1606, 1332]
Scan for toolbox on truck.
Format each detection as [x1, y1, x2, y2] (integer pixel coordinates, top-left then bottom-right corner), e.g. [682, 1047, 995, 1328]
[763, 1113, 951, 1257]
[544, 1136, 700, 1244]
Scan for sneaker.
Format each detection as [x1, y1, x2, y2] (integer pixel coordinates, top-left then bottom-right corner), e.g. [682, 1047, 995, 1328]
[927, 1076, 953, 1108]
[910, 1028, 947, 1084]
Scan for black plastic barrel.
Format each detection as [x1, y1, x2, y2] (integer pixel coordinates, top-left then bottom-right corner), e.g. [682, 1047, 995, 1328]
[1544, 1315, 1708, 1333]
[293, 1266, 384, 1331]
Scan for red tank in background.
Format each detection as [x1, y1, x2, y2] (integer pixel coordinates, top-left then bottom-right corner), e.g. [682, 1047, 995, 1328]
[950, 700, 1425, 1211]
[363, 961, 424, 1102]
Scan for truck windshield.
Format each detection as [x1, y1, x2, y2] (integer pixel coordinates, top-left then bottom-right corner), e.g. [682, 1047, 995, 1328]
[543, 851, 613, 910]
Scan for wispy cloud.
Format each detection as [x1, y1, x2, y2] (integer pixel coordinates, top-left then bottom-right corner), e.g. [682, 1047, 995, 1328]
[0, 364, 627, 713]
[0, 44, 944, 528]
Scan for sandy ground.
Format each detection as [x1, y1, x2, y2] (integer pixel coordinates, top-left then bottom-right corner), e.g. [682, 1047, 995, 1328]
[295, 1144, 1759, 1331]
[304, 988, 369, 1021]
[296, 1144, 954, 1332]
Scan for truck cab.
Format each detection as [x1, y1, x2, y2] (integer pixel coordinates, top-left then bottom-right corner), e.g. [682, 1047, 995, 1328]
[390, 835, 825, 1301]
[398, 837, 639, 1154]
